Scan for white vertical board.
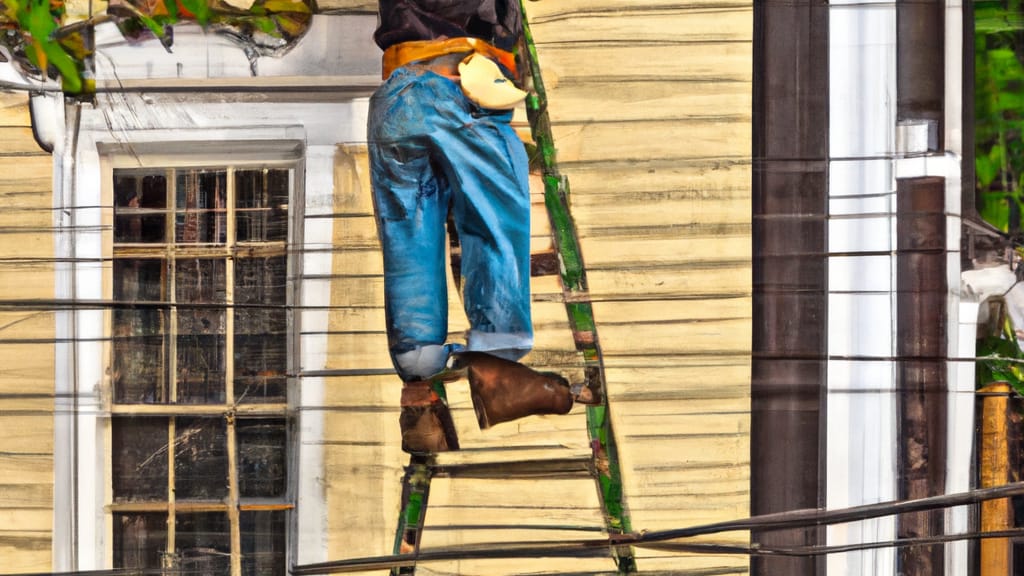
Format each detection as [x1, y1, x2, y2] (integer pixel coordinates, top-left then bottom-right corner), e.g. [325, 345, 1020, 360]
[828, 1, 898, 574]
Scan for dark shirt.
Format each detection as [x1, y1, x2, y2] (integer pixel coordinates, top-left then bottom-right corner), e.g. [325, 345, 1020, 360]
[374, 0, 522, 52]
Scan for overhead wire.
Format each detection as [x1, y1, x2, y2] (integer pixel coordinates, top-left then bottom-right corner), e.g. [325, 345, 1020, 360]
[284, 481, 1024, 574]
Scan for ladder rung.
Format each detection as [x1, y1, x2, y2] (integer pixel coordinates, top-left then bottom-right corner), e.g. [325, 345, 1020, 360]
[431, 456, 592, 479]
[449, 249, 559, 278]
[530, 249, 560, 277]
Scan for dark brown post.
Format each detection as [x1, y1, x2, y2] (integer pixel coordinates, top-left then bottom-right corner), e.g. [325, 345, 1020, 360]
[895, 176, 948, 575]
[752, 0, 829, 574]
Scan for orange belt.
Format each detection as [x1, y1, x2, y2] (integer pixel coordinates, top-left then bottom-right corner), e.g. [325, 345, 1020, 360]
[382, 37, 518, 80]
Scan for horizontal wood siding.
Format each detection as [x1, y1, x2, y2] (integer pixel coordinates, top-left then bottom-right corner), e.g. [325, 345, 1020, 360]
[0, 92, 55, 573]
[527, 1, 752, 573]
[315, 2, 751, 573]
[321, 145, 611, 574]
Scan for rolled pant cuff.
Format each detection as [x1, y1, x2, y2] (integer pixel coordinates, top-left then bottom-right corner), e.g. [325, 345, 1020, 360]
[394, 344, 450, 382]
[466, 331, 533, 362]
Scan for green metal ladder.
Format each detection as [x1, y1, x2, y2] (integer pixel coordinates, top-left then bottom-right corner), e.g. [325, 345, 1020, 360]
[389, 5, 637, 573]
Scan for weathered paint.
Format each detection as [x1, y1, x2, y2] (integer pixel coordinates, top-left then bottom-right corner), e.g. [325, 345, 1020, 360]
[0, 92, 55, 573]
[0, 2, 754, 574]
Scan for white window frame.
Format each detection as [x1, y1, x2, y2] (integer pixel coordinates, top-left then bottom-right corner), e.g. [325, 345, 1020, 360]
[54, 137, 305, 573]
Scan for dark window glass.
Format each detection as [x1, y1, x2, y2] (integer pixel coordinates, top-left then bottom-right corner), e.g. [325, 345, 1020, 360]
[113, 512, 167, 569]
[176, 512, 231, 573]
[175, 259, 226, 404]
[236, 169, 289, 242]
[234, 256, 287, 403]
[176, 170, 227, 244]
[112, 259, 168, 403]
[112, 418, 169, 502]
[238, 419, 287, 498]
[241, 510, 287, 576]
[174, 417, 228, 501]
[111, 164, 292, 573]
[114, 172, 167, 243]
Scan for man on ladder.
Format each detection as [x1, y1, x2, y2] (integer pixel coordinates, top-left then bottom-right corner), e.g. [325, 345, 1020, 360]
[367, 0, 597, 454]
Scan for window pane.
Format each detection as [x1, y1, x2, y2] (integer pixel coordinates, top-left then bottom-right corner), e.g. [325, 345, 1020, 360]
[241, 510, 286, 576]
[113, 259, 168, 403]
[114, 171, 167, 244]
[112, 417, 169, 502]
[236, 169, 289, 242]
[176, 333, 226, 404]
[174, 417, 228, 500]
[175, 512, 231, 574]
[176, 169, 227, 244]
[238, 419, 287, 498]
[176, 259, 226, 404]
[113, 512, 167, 570]
[234, 256, 287, 403]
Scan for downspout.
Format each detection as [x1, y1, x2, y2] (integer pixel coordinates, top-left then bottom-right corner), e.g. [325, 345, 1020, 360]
[51, 95, 82, 573]
[29, 92, 62, 154]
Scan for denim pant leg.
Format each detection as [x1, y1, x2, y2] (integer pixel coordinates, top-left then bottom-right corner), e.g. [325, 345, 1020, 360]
[368, 71, 452, 380]
[368, 67, 533, 378]
[429, 105, 533, 361]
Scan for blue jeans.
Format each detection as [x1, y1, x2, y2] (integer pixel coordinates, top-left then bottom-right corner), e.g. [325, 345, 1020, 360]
[368, 64, 533, 381]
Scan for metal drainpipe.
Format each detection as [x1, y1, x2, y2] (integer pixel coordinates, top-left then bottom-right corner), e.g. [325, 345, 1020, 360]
[50, 95, 82, 572]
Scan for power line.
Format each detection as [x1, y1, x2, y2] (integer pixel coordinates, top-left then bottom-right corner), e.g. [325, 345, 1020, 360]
[289, 481, 1024, 574]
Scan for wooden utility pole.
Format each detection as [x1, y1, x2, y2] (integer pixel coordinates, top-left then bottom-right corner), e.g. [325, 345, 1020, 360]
[980, 382, 1012, 575]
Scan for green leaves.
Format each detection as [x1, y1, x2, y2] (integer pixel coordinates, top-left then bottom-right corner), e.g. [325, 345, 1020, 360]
[0, 0, 314, 95]
[975, 0, 1024, 232]
[977, 314, 1024, 396]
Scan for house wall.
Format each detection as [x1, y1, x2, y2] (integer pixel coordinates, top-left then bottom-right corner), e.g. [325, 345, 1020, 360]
[525, 1, 753, 572]
[311, 3, 753, 574]
[0, 92, 55, 572]
[2, 1, 754, 572]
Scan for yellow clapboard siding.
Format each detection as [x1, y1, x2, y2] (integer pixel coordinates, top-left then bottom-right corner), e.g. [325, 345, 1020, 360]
[598, 318, 750, 358]
[529, 8, 751, 46]
[329, 214, 380, 248]
[425, 477, 603, 516]
[585, 268, 751, 304]
[0, 137, 47, 576]
[0, 92, 54, 572]
[535, 42, 751, 85]
[324, 447, 404, 560]
[562, 158, 750, 197]
[322, 332, 395, 369]
[630, 553, 747, 576]
[315, 0, 376, 12]
[0, 453, 51, 487]
[573, 196, 751, 231]
[0, 98, 32, 126]
[0, 311, 57, 337]
[0, 483, 53, 508]
[325, 305, 386, 334]
[0, 155, 51, 193]
[526, 0, 750, 19]
[315, 3, 752, 572]
[524, 2, 752, 571]
[545, 80, 752, 127]
[327, 248, 383, 274]
[580, 234, 751, 266]
[327, 276, 386, 307]
[551, 117, 750, 164]
[0, 540, 52, 574]
[420, 475, 610, 572]
[413, 558, 620, 576]
[0, 507, 51, 533]
[0, 128, 48, 155]
[0, 415, 56, 458]
[592, 298, 750, 324]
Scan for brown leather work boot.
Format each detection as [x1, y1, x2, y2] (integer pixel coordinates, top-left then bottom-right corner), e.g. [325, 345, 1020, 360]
[455, 351, 578, 430]
[399, 380, 460, 454]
